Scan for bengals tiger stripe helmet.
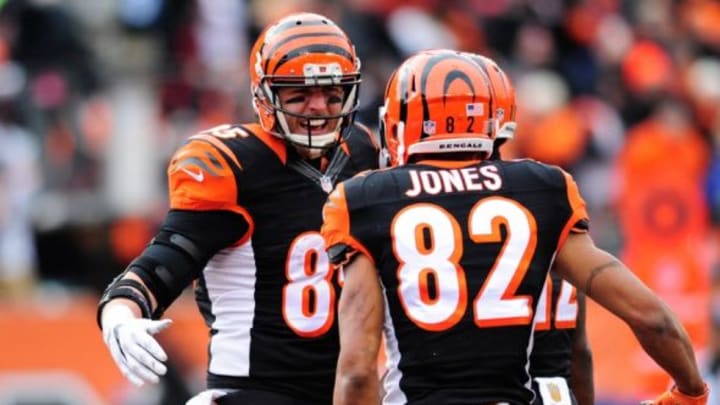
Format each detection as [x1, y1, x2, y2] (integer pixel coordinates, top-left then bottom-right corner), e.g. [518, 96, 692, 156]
[380, 49, 494, 166]
[250, 12, 361, 153]
[462, 53, 517, 144]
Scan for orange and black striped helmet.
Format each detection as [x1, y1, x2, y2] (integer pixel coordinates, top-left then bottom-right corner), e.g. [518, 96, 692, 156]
[462, 53, 517, 144]
[380, 49, 494, 166]
[249, 12, 361, 152]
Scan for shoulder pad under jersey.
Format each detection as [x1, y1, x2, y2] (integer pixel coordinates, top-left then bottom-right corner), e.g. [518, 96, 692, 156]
[167, 125, 244, 212]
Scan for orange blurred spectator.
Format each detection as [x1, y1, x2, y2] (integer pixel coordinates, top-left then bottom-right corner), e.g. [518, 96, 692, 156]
[621, 40, 675, 95]
[613, 98, 712, 394]
[682, 0, 720, 50]
[520, 104, 588, 168]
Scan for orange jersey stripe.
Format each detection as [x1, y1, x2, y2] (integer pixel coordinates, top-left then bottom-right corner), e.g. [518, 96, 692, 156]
[415, 159, 483, 169]
[243, 123, 287, 164]
[557, 169, 589, 251]
[321, 182, 375, 267]
[168, 139, 238, 211]
[187, 133, 243, 170]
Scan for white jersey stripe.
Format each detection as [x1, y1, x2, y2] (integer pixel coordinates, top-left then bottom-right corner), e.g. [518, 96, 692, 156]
[380, 282, 407, 405]
[205, 241, 257, 376]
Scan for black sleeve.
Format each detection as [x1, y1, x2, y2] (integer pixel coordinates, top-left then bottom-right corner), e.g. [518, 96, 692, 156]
[162, 208, 251, 259]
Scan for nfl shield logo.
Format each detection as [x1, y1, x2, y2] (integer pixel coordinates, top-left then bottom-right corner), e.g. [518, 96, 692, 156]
[423, 120, 436, 134]
[320, 176, 333, 193]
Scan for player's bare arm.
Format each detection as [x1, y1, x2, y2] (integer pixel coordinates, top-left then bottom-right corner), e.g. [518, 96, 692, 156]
[553, 231, 706, 398]
[334, 253, 383, 405]
[584, 260, 619, 296]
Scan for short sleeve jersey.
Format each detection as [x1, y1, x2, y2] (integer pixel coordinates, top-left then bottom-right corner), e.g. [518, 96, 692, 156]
[322, 158, 588, 405]
[166, 122, 379, 403]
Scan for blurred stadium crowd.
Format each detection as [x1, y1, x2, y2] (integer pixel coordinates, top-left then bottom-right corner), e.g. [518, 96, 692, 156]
[1, 0, 720, 404]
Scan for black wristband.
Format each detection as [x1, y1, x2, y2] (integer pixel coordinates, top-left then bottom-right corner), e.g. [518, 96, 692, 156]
[97, 286, 152, 329]
[113, 279, 153, 309]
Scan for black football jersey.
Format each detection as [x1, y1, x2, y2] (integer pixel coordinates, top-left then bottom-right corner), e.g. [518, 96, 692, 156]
[323, 158, 589, 404]
[531, 271, 580, 380]
[166, 122, 378, 403]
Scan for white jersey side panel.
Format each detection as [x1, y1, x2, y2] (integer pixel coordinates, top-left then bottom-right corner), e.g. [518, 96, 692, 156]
[381, 283, 408, 405]
[205, 240, 256, 376]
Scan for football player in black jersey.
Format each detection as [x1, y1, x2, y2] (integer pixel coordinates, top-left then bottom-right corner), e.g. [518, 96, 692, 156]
[467, 52, 594, 405]
[96, 12, 379, 405]
[322, 49, 707, 405]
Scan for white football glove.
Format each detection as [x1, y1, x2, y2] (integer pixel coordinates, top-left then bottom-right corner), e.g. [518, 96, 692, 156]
[102, 305, 172, 387]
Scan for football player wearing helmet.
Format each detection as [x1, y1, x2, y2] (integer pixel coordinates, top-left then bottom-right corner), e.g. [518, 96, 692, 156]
[97, 12, 378, 405]
[461, 52, 517, 159]
[466, 52, 594, 405]
[322, 49, 707, 405]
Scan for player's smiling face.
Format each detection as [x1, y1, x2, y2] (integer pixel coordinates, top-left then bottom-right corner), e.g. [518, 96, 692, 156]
[276, 85, 344, 135]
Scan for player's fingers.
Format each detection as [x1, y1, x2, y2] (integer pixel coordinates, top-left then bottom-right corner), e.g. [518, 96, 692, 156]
[134, 331, 168, 364]
[145, 319, 173, 335]
[108, 338, 127, 368]
[109, 338, 147, 387]
[119, 362, 146, 387]
[122, 336, 164, 383]
[123, 348, 161, 384]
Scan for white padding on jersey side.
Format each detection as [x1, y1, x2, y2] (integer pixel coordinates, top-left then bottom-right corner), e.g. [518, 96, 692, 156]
[205, 241, 257, 376]
[380, 282, 408, 405]
[534, 377, 572, 405]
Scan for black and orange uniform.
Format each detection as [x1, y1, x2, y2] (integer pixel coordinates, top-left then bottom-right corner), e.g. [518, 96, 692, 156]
[323, 158, 589, 405]
[530, 271, 582, 404]
[531, 273, 579, 379]
[165, 122, 378, 403]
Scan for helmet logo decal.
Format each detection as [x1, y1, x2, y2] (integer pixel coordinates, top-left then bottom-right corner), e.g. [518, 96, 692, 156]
[303, 63, 343, 85]
[423, 120, 437, 135]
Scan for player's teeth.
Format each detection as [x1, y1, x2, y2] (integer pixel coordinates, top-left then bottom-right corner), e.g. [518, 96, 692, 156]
[310, 119, 326, 126]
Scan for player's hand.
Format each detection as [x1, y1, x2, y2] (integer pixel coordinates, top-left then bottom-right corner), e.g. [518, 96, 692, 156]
[640, 384, 709, 405]
[102, 305, 172, 387]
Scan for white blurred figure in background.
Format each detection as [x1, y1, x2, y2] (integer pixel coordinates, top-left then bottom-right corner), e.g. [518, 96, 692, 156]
[0, 59, 42, 297]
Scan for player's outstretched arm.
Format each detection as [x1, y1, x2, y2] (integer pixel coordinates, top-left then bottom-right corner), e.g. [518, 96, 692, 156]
[334, 253, 383, 405]
[99, 274, 171, 387]
[553, 232, 708, 401]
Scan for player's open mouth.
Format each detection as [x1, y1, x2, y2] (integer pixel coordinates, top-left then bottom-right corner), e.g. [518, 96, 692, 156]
[300, 119, 329, 133]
